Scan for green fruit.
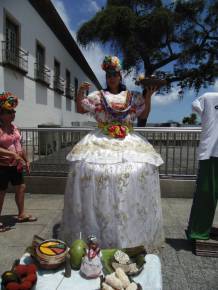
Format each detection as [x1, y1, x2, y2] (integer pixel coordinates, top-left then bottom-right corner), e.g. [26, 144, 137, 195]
[135, 255, 145, 268]
[101, 248, 118, 274]
[69, 239, 87, 270]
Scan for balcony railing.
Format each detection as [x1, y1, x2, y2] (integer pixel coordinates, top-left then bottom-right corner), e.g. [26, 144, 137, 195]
[35, 63, 50, 86]
[1, 41, 28, 73]
[20, 127, 201, 178]
[53, 76, 65, 94]
[65, 84, 75, 99]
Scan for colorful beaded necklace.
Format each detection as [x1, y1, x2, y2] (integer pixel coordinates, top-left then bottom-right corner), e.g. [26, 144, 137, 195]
[100, 90, 133, 121]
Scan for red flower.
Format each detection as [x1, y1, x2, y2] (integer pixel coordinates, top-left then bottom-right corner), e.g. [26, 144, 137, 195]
[108, 125, 116, 132]
[120, 126, 126, 133]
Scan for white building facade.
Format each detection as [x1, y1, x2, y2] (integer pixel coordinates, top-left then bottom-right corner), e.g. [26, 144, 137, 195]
[0, 0, 101, 127]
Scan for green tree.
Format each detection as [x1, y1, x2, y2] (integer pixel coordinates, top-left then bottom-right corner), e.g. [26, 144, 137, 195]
[77, 0, 218, 96]
[182, 113, 197, 125]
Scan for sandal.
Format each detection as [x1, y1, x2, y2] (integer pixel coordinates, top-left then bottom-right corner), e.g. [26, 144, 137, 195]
[16, 215, 38, 223]
[0, 222, 11, 232]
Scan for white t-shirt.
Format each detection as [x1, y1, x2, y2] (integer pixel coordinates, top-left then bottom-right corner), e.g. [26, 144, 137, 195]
[192, 92, 218, 160]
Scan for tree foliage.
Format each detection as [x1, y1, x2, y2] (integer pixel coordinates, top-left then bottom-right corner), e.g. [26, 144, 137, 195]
[182, 113, 198, 125]
[77, 0, 218, 95]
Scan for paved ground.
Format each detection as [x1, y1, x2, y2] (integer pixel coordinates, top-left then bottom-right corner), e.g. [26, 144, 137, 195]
[0, 194, 217, 290]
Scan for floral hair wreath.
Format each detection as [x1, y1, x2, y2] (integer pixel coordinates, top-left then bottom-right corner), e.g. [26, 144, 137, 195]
[0, 92, 18, 111]
[101, 56, 122, 72]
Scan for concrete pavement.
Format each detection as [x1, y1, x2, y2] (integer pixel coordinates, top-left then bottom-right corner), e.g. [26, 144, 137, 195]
[0, 194, 217, 290]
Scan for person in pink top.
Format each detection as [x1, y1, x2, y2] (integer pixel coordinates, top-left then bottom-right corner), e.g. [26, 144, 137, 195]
[0, 92, 37, 232]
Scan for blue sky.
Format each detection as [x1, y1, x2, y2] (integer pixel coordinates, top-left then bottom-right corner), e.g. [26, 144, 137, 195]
[52, 0, 218, 124]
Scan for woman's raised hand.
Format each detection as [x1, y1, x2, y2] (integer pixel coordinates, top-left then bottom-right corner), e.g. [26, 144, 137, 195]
[76, 82, 91, 113]
[79, 82, 92, 93]
[143, 86, 158, 98]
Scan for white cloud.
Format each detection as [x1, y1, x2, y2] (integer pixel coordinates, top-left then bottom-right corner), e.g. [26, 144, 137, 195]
[152, 87, 180, 106]
[52, 0, 105, 86]
[123, 72, 181, 106]
[52, 0, 180, 98]
[123, 71, 138, 91]
[86, 0, 101, 13]
[51, 0, 71, 29]
[214, 80, 218, 91]
[81, 44, 107, 86]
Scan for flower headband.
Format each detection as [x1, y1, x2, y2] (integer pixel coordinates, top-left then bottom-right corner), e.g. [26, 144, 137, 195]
[0, 92, 18, 111]
[101, 56, 122, 73]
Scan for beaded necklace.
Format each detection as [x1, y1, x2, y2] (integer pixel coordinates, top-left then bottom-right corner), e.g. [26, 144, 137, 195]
[101, 90, 133, 121]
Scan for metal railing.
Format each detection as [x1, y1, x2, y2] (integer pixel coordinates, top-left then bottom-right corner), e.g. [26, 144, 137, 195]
[65, 84, 75, 99]
[20, 127, 201, 178]
[35, 63, 50, 86]
[2, 41, 28, 73]
[53, 76, 65, 94]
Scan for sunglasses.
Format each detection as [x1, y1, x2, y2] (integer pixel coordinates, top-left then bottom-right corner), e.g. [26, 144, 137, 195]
[106, 71, 120, 78]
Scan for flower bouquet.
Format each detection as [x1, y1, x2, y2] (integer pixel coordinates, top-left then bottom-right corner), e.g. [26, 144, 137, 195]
[99, 122, 132, 139]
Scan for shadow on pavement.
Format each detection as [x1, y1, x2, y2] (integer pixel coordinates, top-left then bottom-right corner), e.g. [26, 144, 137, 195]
[165, 238, 193, 252]
[0, 214, 17, 228]
[52, 222, 61, 239]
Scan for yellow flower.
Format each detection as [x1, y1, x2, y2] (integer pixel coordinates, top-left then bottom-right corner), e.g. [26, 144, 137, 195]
[112, 56, 119, 66]
[138, 74, 145, 81]
[2, 101, 11, 109]
[114, 126, 120, 134]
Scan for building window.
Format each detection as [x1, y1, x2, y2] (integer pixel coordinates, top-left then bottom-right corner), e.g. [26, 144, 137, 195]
[35, 41, 50, 86]
[53, 59, 64, 94]
[74, 77, 78, 99]
[65, 69, 74, 99]
[2, 16, 28, 73]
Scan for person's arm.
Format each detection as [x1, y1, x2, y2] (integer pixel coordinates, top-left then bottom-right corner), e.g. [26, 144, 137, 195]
[76, 82, 91, 114]
[138, 86, 157, 123]
[20, 148, 30, 175]
[0, 147, 21, 159]
[15, 127, 31, 174]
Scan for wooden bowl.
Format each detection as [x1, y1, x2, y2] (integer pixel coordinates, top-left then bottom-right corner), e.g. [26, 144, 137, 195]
[35, 239, 68, 270]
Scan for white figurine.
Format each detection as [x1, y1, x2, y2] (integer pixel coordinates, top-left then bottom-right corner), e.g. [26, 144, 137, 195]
[80, 235, 102, 278]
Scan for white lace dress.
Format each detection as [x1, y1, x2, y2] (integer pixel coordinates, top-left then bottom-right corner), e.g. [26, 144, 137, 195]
[61, 90, 164, 252]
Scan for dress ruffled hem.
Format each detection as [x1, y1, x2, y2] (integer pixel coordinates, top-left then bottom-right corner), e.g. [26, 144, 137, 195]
[67, 151, 163, 166]
[66, 130, 163, 167]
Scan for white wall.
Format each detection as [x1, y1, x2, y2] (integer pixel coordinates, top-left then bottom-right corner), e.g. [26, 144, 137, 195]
[0, 0, 98, 127]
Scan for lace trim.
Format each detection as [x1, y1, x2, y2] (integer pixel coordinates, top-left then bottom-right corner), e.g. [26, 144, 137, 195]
[70, 140, 156, 155]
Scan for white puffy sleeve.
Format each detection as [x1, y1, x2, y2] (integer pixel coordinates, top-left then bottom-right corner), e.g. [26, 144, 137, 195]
[81, 90, 102, 114]
[192, 94, 205, 116]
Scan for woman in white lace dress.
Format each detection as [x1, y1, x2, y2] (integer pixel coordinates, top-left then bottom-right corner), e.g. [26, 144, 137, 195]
[61, 56, 164, 252]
